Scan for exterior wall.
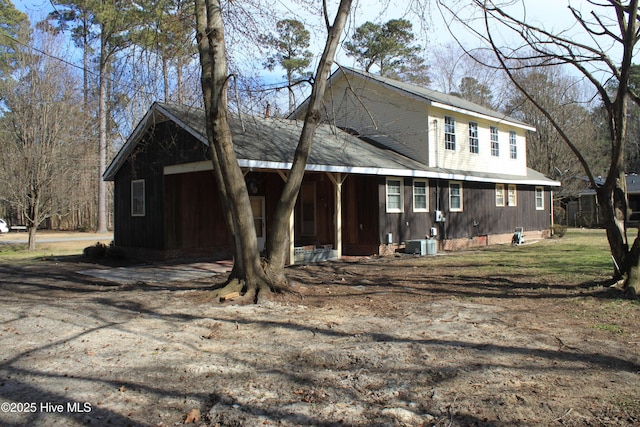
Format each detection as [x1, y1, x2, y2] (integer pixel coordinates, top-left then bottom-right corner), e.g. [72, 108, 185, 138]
[436, 180, 551, 239]
[164, 170, 230, 251]
[316, 72, 529, 177]
[342, 174, 380, 255]
[428, 107, 528, 176]
[293, 172, 335, 248]
[376, 177, 552, 253]
[113, 121, 211, 251]
[319, 75, 430, 164]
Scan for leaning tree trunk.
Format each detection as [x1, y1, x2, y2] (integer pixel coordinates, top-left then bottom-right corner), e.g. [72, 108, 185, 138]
[264, 0, 353, 286]
[195, 0, 353, 302]
[195, 0, 271, 302]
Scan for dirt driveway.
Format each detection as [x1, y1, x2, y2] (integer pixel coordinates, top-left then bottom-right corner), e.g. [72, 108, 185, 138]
[0, 248, 638, 426]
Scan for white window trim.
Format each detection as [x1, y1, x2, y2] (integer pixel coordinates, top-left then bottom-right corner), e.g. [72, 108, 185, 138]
[131, 179, 145, 217]
[535, 186, 545, 210]
[444, 116, 456, 151]
[413, 179, 429, 212]
[449, 181, 463, 212]
[509, 131, 517, 159]
[491, 126, 499, 157]
[496, 183, 505, 207]
[469, 122, 479, 154]
[508, 184, 517, 207]
[386, 177, 404, 213]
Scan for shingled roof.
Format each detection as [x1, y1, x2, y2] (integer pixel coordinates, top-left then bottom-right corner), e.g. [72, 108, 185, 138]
[104, 102, 559, 186]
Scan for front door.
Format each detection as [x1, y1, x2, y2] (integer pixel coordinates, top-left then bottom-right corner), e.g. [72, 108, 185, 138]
[250, 197, 266, 251]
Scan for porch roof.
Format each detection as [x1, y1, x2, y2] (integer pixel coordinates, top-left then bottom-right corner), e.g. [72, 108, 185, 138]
[104, 102, 560, 187]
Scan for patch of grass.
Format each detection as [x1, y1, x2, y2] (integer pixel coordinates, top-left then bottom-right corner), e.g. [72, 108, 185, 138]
[0, 232, 113, 262]
[591, 323, 623, 334]
[414, 228, 612, 286]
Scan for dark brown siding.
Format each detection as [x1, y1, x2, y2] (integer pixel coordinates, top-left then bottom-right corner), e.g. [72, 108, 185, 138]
[438, 181, 551, 240]
[293, 173, 335, 247]
[378, 177, 433, 244]
[164, 171, 230, 250]
[342, 174, 379, 255]
[113, 121, 210, 249]
[375, 178, 553, 244]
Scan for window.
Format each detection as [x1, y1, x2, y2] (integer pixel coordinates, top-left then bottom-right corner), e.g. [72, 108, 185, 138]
[469, 122, 479, 154]
[509, 131, 517, 159]
[535, 187, 544, 210]
[490, 126, 499, 157]
[495, 184, 505, 207]
[508, 184, 517, 206]
[386, 178, 404, 213]
[413, 179, 428, 212]
[131, 179, 145, 217]
[449, 181, 463, 212]
[445, 116, 456, 150]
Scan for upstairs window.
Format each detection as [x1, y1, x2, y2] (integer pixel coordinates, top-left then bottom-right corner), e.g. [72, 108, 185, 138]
[445, 116, 456, 150]
[509, 131, 517, 159]
[131, 179, 145, 217]
[386, 178, 404, 213]
[491, 126, 499, 157]
[469, 122, 479, 154]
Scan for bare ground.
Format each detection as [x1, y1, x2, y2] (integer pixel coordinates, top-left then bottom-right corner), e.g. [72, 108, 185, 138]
[0, 245, 638, 426]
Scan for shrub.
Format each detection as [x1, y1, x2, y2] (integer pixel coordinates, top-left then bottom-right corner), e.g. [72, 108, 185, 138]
[83, 241, 124, 259]
[552, 224, 567, 238]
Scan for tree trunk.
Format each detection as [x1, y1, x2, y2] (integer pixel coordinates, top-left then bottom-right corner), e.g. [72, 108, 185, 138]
[264, 0, 353, 286]
[96, 28, 109, 234]
[195, 0, 271, 302]
[196, 0, 352, 302]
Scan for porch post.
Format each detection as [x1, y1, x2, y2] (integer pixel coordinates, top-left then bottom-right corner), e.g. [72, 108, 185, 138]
[327, 172, 347, 259]
[289, 208, 295, 265]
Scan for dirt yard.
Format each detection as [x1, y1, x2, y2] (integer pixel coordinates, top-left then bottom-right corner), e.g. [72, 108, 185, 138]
[0, 235, 638, 426]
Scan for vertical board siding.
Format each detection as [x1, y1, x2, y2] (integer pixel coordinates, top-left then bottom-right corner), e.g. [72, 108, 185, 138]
[113, 121, 210, 250]
[342, 175, 379, 255]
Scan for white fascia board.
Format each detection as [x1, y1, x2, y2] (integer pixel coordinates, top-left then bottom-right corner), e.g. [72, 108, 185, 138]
[430, 101, 537, 132]
[164, 161, 213, 175]
[165, 159, 560, 187]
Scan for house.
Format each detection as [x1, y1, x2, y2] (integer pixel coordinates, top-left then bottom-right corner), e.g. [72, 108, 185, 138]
[566, 174, 640, 227]
[104, 102, 434, 262]
[290, 66, 561, 250]
[104, 68, 559, 263]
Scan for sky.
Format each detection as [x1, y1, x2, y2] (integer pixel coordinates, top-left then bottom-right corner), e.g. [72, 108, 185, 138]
[9, 0, 620, 113]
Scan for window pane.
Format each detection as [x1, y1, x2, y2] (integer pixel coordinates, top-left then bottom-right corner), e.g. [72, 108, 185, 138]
[387, 179, 402, 212]
[469, 122, 479, 154]
[445, 116, 456, 150]
[413, 180, 427, 211]
[496, 184, 505, 206]
[491, 127, 499, 157]
[450, 183, 462, 210]
[508, 185, 517, 206]
[536, 187, 544, 209]
[131, 180, 145, 216]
